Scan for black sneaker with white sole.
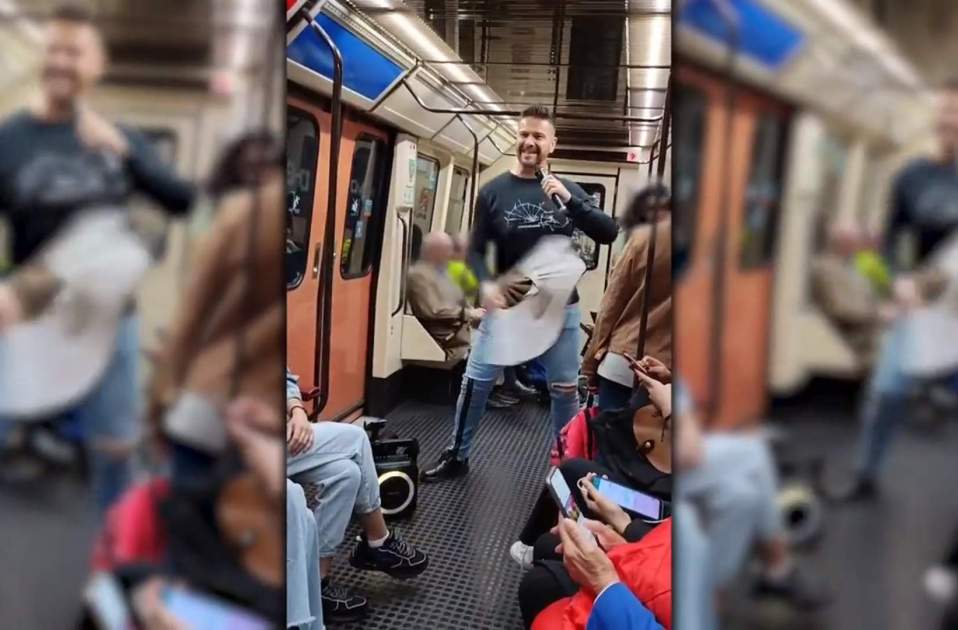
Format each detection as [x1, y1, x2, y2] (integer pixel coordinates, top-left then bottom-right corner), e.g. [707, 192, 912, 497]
[349, 531, 429, 580]
[321, 579, 368, 622]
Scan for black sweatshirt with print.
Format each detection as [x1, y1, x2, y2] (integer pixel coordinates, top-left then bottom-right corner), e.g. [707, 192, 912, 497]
[467, 171, 619, 304]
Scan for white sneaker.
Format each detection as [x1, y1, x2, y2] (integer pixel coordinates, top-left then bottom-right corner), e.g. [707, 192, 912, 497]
[924, 565, 957, 604]
[510, 541, 534, 570]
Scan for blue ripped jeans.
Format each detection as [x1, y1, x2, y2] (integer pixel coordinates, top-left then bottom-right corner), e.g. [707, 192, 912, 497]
[0, 314, 140, 514]
[447, 304, 582, 461]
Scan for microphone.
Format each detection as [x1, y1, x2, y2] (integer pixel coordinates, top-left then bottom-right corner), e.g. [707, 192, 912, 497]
[535, 168, 566, 211]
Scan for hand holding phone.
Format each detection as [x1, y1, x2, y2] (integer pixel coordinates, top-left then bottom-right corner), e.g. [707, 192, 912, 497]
[557, 518, 619, 595]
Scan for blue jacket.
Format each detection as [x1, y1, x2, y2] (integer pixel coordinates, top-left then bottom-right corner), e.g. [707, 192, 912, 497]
[588, 583, 664, 630]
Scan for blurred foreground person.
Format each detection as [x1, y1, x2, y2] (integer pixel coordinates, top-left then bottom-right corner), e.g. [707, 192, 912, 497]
[84, 131, 286, 625]
[0, 3, 194, 510]
[834, 80, 958, 502]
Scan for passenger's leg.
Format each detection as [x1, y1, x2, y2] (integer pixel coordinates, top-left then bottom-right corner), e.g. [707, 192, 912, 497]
[673, 499, 718, 630]
[597, 376, 632, 412]
[287, 481, 324, 630]
[75, 314, 141, 514]
[538, 305, 582, 437]
[517, 561, 579, 629]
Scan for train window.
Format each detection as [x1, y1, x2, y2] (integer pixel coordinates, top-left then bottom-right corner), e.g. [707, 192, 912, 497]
[673, 86, 707, 265]
[570, 184, 606, 270]
[411, 155, 440, 260]
[287, 108, 319, 290]
[812, 133, 850, 253]
[740, 112, 788, 269]
[445, 167, 469, 235]
[341, 135, 389, 279]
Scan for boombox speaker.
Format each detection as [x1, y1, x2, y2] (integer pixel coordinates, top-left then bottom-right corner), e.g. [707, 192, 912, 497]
[362, 417, 419, 520]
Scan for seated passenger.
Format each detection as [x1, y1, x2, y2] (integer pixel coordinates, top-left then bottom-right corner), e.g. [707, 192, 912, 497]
[286, 368, 429, 623]
[583, 185, 671, 412]
[810, 221, 886, 363]
[524, 518, 671, 630]
[672, 374, 830, 628]
[510, 369, 672, 571]
[406, 231, 485, 362]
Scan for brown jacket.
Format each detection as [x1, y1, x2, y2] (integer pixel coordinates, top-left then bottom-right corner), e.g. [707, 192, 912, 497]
[583, 219, 672, 380]
[149, 173, 285, 425]
[406, 261, 472, 362]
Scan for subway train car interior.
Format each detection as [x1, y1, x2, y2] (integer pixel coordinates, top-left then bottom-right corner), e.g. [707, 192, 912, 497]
[285, 0, 669, 627]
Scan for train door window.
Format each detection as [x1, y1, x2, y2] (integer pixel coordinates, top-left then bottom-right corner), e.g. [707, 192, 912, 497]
[411, 155, 440, 260]
[570, 184, 606, 270]
[341, 135, 388, 278]
[673, 85, 707, 264]
[812, 133, 850, 253]
[740, 112, 788, 269]
[445, 167, 469, 235]
[287, 108, 320, 289]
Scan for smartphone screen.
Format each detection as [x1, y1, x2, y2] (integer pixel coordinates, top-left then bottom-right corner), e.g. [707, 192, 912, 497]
[162, 586, 272, 630]
[594, 478, 662, 520]
[547, 469, 597, 547]
[548, 467, 581, 520]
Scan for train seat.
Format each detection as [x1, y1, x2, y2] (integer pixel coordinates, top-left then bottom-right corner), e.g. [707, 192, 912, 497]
[400, 314, 460, 365]
[798, 310, 865, 377]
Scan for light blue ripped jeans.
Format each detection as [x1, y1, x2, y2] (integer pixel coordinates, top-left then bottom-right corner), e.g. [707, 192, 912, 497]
[287, 480, 324, 630]
[674, 434, 784, 630]
[0, 314, 140, 514]
[855, 319, 912, 481]
[287, 421, 381, 558]
[447, 303, 582, 461]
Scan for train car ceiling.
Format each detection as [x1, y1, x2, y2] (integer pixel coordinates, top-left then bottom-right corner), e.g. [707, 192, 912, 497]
[676, 0, 930, 145]
[288, 0, 669, 164]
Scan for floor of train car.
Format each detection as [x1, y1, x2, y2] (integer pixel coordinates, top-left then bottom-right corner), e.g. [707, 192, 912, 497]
[0, 470, 98, 628]
[725, 379, 958, 630]
[329, 398, 555, 630]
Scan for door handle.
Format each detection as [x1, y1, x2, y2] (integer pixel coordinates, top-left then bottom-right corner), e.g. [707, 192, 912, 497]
[312, 241, 322, 278]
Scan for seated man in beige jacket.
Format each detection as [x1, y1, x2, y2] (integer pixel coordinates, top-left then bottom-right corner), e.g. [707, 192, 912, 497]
[810, 222, 887, 365]
[406, 232, 485, 363]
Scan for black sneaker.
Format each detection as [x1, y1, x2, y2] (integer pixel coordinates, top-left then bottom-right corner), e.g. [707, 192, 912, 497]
[487, 393, 518, 409]
[350, 531, 429, 580]
[504, 381, 539, 399]
[825, 474, 878, 504]
[321, 579, 368, 622]
[421, 449, 469, 482]
[754, 564, 832, 609]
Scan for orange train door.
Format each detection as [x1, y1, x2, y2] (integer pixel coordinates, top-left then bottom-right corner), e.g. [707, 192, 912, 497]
[675, 65, 790, 428]
[286, 95, 392, 421]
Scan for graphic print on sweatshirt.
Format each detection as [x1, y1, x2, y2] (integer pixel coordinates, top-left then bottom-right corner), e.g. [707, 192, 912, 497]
[503, 199, 571, 232]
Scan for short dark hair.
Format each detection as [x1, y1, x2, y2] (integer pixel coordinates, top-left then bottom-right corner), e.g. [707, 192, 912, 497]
[520, 104, 554, 125]
[208, 130, 283, 198]
[623, 183, 670, 230]
[50, 2, 96, 24]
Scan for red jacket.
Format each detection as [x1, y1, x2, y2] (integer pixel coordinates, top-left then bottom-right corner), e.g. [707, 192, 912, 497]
[532, 519, 671, 630]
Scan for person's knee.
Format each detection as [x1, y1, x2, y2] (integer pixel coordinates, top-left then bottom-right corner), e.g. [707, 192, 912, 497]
[548, 381, 578, 405]
[323, 459, 362, 498]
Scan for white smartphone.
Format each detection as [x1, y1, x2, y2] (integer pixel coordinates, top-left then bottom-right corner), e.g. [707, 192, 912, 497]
[592, 477, 665, 520]
[546, 468, 598, 548]
[162, 585, 272, 630]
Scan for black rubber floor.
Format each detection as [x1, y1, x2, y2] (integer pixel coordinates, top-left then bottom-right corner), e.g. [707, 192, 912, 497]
[329, 399, 555, 630]
[0, 472, 98, 628]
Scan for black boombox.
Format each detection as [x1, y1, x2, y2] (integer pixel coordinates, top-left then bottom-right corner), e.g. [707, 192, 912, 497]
[363, 418, 419, 520]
